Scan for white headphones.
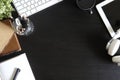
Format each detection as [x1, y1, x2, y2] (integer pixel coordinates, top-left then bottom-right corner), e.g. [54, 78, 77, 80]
[106, 28, 120, 65]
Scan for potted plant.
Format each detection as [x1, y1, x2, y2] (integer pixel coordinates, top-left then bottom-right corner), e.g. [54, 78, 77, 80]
[0, 0, 14, 20]
[0, 0, 21, 56]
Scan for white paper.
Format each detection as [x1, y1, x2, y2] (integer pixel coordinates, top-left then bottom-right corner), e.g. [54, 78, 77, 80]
[0, 53, 35, 80]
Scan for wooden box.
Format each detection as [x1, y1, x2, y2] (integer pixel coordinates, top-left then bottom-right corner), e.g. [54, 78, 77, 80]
[0, 20, 21, 56]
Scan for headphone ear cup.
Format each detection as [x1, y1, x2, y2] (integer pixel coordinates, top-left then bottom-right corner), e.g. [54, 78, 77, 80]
[107, 39, 120, 56]
[106, 39, 112, 50]
[112, 55, 120, 65]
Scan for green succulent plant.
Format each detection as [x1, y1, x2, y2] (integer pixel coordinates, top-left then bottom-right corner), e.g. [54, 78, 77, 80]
[0, 0, 14, 20]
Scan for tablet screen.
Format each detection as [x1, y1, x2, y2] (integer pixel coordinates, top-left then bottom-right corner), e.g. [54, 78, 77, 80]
[102, 0, 120, 31]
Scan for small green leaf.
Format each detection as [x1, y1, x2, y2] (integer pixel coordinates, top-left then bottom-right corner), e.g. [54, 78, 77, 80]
[0, 0, 14, 20]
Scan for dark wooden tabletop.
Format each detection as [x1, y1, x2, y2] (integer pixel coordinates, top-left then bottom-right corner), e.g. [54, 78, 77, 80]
[2, 0, 120, 80]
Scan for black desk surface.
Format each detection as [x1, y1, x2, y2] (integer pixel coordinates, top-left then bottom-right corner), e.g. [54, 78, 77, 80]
[2, 0, 120, 80]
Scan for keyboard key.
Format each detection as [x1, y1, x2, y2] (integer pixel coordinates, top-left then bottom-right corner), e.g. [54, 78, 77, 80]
[27, 6, 31, 10]
[31, 5, 34, 9]
[13, 0, 18, 3]
[46, 0, 51, 2]
[41, 0, 46, 3]
[21, 0, 25, 4]
[15, 2, 21, 7]
[34, 3, 39, 7]
[36, 6, 42, 11]
[26, 11, 31, 16]
[31, 1, 35, 4]
[24, 4, 27, 7]
[38, 1, 42, 5]
[19, 8, 27, 13]
[27, 2, 31, 6]
[21, 13, 27, 17]
[35, 0, 39, 2]
[31, 9, 37, 14]
[17, 6, 24, 10]
[25, 0, 29, 2]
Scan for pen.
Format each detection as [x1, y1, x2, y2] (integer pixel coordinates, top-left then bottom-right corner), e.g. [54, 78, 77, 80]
[13, 68, 21, 80]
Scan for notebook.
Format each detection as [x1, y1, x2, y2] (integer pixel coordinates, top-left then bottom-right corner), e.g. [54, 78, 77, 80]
[0, 53, 35, 80]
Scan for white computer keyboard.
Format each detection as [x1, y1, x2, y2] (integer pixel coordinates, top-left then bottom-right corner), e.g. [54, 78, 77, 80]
[13, 0, 63, 17]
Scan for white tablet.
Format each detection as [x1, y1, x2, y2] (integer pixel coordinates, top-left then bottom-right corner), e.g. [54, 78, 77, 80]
[96, 0, 118, 37]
